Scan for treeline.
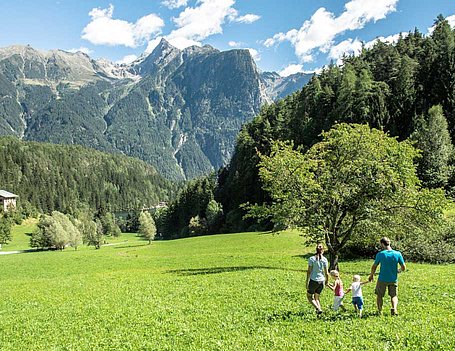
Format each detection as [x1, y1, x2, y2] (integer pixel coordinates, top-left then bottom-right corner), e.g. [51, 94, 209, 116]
[0, 137, 176, 214]
[160, 17, 455, 245]
[153, 174, 222, 239]
[30, 210, 131, 250]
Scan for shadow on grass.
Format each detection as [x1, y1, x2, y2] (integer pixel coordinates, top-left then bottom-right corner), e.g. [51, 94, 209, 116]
[264, 310, 307, 322]
[113, 243, 150, 249]
[166, 265, 305, 276]
[317, 311, 376, 321]
[265, 309, 377, 322]
[293, 253, 313, 260]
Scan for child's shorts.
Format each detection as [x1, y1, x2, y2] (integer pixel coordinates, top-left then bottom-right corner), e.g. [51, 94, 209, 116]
[333, 296, 344, 311]
[352, 296, 364, 309]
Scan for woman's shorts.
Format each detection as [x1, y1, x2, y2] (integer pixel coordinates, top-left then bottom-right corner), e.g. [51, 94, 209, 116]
[307, 279, 324, 294]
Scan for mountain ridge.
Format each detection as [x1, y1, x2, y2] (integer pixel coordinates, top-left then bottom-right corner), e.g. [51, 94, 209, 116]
[0, 42, 313, 179]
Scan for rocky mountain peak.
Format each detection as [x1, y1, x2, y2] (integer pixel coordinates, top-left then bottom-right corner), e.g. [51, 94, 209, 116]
[0, 43, 312, 180]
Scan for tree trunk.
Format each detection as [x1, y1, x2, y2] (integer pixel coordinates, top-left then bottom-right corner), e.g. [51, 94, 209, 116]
[329, 251, 339, 271]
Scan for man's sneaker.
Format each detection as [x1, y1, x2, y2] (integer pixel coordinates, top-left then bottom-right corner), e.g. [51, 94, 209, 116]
[316, 309, 323, 315]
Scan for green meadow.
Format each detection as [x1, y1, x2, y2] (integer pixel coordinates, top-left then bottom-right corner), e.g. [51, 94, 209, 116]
[0, 225, 454, 350]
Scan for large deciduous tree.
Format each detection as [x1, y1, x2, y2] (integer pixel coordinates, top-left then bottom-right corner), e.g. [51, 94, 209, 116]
[139, 211, 157, 244]
[30, 211, 82, 250]
[247, 123, 448, 269]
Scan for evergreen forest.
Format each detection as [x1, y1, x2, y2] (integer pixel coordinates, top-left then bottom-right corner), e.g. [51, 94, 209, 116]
[0, 137, 176, 214]
[158, 17, 455, 258]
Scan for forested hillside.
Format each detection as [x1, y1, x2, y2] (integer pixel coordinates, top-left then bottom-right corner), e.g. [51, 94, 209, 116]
[0, 41, 311, 180]
[160, 17, 455, 236]
[0, 137, 175, 213]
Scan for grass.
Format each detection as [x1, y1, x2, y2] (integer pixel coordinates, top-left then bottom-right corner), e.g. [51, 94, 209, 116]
[1, 218, 38, 251]
[0, 226, 454, 350]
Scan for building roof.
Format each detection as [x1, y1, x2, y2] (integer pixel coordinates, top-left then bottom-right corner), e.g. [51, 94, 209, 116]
[0, 190, 18, 198]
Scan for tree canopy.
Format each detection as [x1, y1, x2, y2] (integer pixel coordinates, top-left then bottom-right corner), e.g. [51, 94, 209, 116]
[247, 124, 449, 269]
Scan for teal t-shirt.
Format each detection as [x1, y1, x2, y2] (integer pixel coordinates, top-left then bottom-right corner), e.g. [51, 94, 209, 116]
[374, 249, 405, 283]
[308, 255, 328, 282]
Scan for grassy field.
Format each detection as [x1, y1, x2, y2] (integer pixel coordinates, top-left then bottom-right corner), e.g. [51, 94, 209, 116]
[0, 225, 454, 350]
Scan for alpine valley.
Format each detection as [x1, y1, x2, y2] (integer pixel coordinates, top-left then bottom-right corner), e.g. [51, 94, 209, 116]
[0, 39, 311, 180]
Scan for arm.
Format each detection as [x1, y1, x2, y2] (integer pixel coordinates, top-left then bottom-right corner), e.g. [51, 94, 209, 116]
[345, 287, 351, 294]
[398, 263, 406, 273]
[369, 263, 378, 282]
[398, 253, 406, 273]
[324, 264, 329, 286]
[306, 265, 312, 288]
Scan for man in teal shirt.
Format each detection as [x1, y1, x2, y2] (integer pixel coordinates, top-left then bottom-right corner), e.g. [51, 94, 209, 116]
[369, 237, 406, 316]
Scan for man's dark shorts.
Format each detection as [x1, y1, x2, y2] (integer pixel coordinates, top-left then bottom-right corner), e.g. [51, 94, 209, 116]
[375, 281, 398, 297]
[307, 279, 324, 294]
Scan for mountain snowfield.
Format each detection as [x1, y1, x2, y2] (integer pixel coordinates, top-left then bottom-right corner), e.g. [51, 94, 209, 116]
[0, 39, 312, 179]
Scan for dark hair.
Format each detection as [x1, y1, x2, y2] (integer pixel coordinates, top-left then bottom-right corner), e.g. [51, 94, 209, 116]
[316, 243, 324, 260]
[380, 237, 391, 246]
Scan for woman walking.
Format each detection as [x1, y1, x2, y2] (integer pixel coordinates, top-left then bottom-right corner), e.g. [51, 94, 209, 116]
[306, 243, 329, 315]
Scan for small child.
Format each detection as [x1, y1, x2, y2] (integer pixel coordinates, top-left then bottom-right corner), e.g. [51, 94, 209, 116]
[345, 274, 369, 317]
[328, 270, 346, 312]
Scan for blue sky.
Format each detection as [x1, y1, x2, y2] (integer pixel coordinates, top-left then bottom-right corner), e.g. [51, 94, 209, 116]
[0, 0, 453, 75]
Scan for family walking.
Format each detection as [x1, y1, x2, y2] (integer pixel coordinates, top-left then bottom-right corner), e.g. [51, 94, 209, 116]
[306, 237, 406, 317]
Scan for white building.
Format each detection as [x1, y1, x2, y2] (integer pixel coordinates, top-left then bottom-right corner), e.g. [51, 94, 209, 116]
[0, 190, 18, 212]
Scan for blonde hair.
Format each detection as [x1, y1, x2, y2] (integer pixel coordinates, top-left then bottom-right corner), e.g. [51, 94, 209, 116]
[353, 275, 361, 282]
[330, 270, 339, 278]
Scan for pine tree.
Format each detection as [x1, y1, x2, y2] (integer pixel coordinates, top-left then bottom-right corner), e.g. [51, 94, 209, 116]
[0, 215, 12, 246]
[412, 105, 453, 188]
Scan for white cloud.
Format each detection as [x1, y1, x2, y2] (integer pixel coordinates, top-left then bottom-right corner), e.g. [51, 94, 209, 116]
[153, 0, 259, 50]
[305, 67, 324, 75]
[166, 0, 236, 47]
[279, 64, 303, 77]
[428, 14, 455, 34]
[228, 41, 242, 47]
[67, 47, 93, 55]
[116, 54, 138, 65]
[168, 37, 201, 50]
[247, 48, 260, 61]
[328, 38, 363, 64]
[448, 14, 455, 28]
[233, 14, 261, 24]
[364, 32, 408, 49]
[82, 4, 164, 47]
[161, 0, 188, 9]
[264, 0, 398, 62]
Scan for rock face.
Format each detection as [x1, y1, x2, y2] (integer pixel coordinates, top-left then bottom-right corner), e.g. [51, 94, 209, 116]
[0, 40, 312, 179]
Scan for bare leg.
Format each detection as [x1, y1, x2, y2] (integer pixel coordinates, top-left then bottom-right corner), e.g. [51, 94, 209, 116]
[359, 309, 363, 318]
[314, 293, 322, 311]
[307, 293, 320, 310]
[376, 295, 383, 314]
[391, 296, 398, 313]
